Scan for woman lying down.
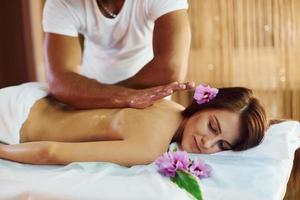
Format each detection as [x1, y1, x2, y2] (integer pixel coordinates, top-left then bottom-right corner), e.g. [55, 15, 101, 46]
[0, 82, 267, 166]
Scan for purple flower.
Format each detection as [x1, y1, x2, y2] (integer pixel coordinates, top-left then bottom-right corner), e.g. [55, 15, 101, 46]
[155, 151, 190, 177]
[193, 84, 219, 104]
[189, 158, 212, 179]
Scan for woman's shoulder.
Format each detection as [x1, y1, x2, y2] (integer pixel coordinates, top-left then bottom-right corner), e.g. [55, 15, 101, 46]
[113, 99, 183, 138]
[150, 99, 185, 112]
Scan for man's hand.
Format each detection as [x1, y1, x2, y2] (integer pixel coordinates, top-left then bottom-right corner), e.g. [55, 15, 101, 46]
[125, 82, 195, 109]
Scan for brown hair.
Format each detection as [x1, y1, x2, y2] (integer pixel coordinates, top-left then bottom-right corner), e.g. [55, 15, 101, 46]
[182, 87, 268, 151]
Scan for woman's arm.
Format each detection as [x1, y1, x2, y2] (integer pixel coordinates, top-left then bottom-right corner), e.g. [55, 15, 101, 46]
[0, 139, 165, 167]
[0, 142, 55, 165]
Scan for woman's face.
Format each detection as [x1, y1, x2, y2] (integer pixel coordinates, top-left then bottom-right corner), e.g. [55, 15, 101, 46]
[181, 109, 242, 154]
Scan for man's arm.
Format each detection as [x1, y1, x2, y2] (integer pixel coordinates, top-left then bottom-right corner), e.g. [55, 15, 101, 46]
[118, 9, 191, 88]
[0, 139, 166, 167]
[45, 33, 191, 109]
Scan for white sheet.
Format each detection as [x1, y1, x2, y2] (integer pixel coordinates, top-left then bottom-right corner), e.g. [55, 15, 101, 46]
[0, 121, 299, 200]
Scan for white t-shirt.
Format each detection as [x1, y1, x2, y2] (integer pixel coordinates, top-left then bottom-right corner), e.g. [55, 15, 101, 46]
[43, 0, 188, 84]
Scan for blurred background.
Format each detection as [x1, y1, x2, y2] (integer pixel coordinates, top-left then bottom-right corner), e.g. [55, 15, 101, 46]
[0, 0, 299, 123]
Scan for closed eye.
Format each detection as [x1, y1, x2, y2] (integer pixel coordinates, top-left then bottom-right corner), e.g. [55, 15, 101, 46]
[208, 119, 218, 134]
[218, 140, 232, 150]
[218, 140, 226, 150]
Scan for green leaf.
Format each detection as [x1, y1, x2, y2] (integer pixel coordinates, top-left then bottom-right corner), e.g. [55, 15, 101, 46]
[171, 170, 203, 200]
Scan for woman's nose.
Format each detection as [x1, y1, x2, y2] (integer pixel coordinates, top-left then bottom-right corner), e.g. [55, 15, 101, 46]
[201, 134, 217, 149]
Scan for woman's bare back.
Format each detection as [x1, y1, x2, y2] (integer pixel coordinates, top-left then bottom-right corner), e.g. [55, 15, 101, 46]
[0, 97, 186, 166]
[20, 96, 184, 146]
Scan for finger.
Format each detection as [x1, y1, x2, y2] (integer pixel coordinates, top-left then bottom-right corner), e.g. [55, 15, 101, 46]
[162, 81, 181, 89]
[185, 82, 195, 89]
[172, 82, 196, 91]
[128, 99, 153, 109]
[169, 83, 188, 91]
[128, 99, 147, 109]
[146, 83, 177, 94]
[149, 89, 173, 101]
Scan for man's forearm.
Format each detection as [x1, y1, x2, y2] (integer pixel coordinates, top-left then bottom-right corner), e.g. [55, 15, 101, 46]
[48, 71, 134, 109]
[117, 58, 183, 89]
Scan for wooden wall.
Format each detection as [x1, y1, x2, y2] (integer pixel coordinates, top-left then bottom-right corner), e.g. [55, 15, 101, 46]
[0, 0, 35, 88]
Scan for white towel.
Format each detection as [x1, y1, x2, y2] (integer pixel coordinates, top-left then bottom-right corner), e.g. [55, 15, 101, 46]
[0, 82, 48, 144]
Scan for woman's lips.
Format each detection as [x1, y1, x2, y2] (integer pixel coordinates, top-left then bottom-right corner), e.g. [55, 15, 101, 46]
[193, 135, 202, 152]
